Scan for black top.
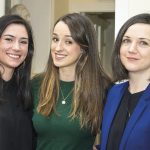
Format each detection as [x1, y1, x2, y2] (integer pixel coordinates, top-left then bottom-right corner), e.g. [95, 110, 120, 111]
[107, 88, 143, 150]
[0, 76, 33, 150]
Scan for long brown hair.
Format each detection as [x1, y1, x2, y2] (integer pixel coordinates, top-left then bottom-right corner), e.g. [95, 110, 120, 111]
[37, 13, 111, 132]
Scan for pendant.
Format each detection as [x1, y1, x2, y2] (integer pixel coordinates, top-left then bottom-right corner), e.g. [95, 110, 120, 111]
[128, 112, 131, 117]
[62, 100, 66, 104]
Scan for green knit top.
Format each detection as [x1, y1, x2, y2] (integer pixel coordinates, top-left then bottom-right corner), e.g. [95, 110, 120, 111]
[32, 76, 96, 150]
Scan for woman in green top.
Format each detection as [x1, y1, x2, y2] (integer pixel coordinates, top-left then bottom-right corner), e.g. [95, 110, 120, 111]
[32, 13, 111, 150]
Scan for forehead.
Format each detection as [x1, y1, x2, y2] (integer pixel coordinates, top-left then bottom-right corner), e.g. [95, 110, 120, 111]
[124, 23, 150, 37]
[53, 21, 71, 35]
[2, 23, 28, 37]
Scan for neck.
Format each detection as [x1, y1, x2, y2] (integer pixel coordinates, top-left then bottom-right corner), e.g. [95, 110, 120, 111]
[0, 66, 14, 81]
[129, 72, 150, 93]
[59, 67, 75, 81]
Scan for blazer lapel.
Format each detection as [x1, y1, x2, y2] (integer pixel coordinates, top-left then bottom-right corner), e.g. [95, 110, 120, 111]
[101, 82, 128, 150]
[120, 84, 150, 149]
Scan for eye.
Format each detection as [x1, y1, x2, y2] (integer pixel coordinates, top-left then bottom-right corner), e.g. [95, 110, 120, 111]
[65, 40, 73, 45]
[20, 40, 28, 45]
[122, 38, 130, 44]
[139, 41, 148, 46]
[52, 37, 59, 42]
[4, 38, 13, 42]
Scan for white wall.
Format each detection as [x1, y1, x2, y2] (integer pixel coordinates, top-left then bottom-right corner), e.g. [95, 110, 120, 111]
[10, 0, 21, 6]
[0, 0, 5, 16]
[115, 0, 150, 36]
[22, 0, 52, 75]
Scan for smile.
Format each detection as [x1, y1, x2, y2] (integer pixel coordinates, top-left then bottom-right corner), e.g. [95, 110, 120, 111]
[55, 53, 66, 59]
[7, 53, 20, 59]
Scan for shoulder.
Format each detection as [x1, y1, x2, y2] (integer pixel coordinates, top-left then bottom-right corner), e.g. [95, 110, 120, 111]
[104, 81, 128, 107]
[31, 74, 44, 106]
[108, 80, 128, 94]
[31, 74, 43, 94]
[31, 74, 43, 87]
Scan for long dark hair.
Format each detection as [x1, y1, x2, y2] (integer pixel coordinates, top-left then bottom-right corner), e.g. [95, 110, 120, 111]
[0, 15, 34, 109]
[112, 13, 150, 82]
[37, 13, 111, 132]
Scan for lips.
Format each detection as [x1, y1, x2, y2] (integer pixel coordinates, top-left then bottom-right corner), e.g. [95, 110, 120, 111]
[7, 53, 20, 59]
[127, 57, 139, 60]
[55, 53, 67, 60]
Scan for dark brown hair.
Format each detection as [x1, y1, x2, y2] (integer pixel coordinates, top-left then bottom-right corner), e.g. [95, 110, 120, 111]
[112, 13, 150, 82]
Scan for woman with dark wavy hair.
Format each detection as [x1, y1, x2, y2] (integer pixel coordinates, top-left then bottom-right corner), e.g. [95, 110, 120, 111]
[32, 13, 111, 150]
[0, 15, 34, 150]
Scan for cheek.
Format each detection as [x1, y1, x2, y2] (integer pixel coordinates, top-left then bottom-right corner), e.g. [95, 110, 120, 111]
[71, 51, 81, 60]
[120, 47, 126, 57]
[22, 49, 28, 59]
[142, 50, 150, 57]
[120, 48, 125, 62]
[51, 43, 56, 50]
[0, 43, 10, 50]
[71, 46, 82, 56]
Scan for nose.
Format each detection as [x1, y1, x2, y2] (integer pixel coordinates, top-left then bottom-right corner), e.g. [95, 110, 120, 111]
[128, 42, 137, 53]
[12, 41, 20, 51]
[55, 40, 63, 51]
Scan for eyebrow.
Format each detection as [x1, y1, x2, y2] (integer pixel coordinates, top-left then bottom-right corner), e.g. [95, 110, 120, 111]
[52, 33, 72, 38]
[123, 35, 150, 41]
[3, 34, 28, 40]
[140, 37, 150, 42]
[123, 36, 130, 38]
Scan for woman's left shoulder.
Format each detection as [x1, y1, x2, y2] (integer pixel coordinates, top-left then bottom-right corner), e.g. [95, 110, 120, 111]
[31, 74, 43, 87]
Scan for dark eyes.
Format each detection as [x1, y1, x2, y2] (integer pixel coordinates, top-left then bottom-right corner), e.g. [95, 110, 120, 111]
[65, 40, 73, 44]
[139, 41, 148, 46]
[52, 37, 58, 42]
[4, 38, 13, 42]
[122, 38, 130, 44]
[122, 38, 149, 46]
[4, 38, 28, 45]
[52, 37, 73, 45]
[20, 40, 28, 44]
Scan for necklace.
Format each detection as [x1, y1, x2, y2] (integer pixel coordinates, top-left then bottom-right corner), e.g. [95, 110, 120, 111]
[60, 86, 73, 104]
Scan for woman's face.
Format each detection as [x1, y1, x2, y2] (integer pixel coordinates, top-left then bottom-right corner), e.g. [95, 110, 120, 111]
[51, 21, 82, 72]
[120, 23, 150, 75]
[0, 23, 28, 72]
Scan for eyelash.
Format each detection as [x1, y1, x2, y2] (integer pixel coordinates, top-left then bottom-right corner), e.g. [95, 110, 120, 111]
[5, 38, 12, 42]
[20, 41, 28, 44]
[122, 39, 148, 46]
[52, 37, 73, 45]
[4, 38, 28, 44]
[139, 41, 148, 45]
[122, 39, 130, 44]
[52, 37, 58, 42]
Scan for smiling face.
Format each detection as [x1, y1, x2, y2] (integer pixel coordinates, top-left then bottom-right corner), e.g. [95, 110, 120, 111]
[0, 23, 28, 74]
[51, 21, 82, 72]
[120, 23, 150, 75]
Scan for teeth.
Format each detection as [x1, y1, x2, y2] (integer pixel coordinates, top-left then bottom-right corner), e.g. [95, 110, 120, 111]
[56, 54, 65, 58]
[8, 54, 20, 59]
